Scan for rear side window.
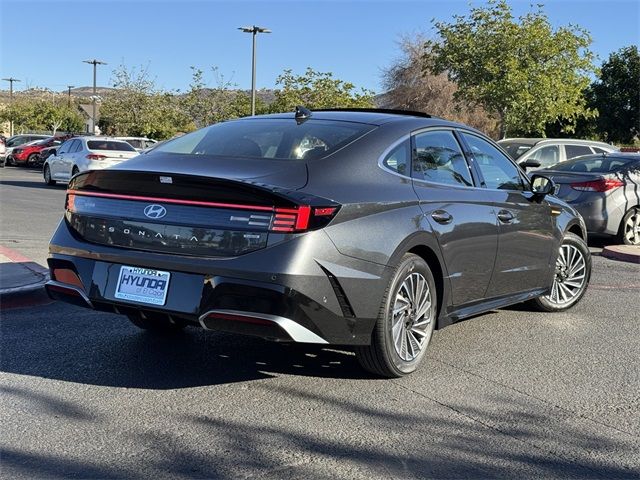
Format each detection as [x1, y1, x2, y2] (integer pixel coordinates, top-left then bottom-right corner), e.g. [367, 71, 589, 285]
[153, 119, 375, 160]
[382, 140, 410, 176]
[87, 141, 136, 152]
[529, 145, 560, 168]
[462, 133, 525, 191]
[412, 130, 473, 186]
[592, 147, 608, 154]
[565, 145, 592, 159]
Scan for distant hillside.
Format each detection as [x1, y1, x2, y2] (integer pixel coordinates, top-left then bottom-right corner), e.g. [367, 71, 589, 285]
[0, 86, 276, 104]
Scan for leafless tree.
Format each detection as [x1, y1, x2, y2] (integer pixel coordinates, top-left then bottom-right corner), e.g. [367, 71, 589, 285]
[380, 35, 499, 139]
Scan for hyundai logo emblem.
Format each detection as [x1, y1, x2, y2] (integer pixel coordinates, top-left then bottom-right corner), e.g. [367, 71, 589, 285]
[143, 204, 167, 219]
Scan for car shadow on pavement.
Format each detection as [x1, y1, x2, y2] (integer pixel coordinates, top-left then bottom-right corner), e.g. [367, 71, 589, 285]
[2, 386, 636, 479]
[0, 179, 66, 190]
[0, 300, 371, 389]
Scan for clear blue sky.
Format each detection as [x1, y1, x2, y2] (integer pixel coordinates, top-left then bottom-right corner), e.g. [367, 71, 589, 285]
[1, 0, 638, 94]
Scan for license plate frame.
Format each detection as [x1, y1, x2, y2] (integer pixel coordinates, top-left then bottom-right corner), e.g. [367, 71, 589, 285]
[114, 266, 171, 306]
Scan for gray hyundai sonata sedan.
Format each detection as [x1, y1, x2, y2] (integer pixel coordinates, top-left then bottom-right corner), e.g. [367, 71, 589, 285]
[46, 108, 591, 377]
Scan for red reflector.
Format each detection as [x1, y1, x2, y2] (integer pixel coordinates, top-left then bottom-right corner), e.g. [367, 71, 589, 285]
[52, 268, 84, 289]
[571, 178, 624, 192]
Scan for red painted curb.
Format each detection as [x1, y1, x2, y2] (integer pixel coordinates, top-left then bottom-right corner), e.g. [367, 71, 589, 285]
[0, 245, 49, 275]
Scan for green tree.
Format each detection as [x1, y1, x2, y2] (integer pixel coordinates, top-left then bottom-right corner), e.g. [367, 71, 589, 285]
[99, 64, 192, 139]
[382, 36, 499, 138]
[270, 67, 375, 112]
[426, 0, 596, 138]
[0, 94, 83, 134]
[180, 67, 258, 128]
[39, 97, 84, 135]
[590, 45, 640, 144]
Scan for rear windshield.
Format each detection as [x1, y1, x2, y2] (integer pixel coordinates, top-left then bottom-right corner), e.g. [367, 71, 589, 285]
[499, 141, 535, 160]
[153, 119, 376, 160]
[551, 156, 639, 173]
[124, 139, 144, 149]
[87, 140, 136, 152]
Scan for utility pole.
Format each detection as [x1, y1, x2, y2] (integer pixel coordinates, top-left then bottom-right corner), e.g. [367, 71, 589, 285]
[2, 77, 21, 136]
[67, 85, 75, 108]
[238, 26, 271, 116]
[82, 59, 106, 134]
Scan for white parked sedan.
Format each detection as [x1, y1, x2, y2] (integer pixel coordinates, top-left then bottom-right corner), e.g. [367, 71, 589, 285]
[43, 137, 139, 185]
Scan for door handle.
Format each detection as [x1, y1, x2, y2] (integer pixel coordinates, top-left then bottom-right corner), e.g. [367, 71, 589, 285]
[497, 210, 514, 223]
[431, 210, 453, 224]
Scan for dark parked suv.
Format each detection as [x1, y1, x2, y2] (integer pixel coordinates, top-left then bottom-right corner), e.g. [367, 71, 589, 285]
[46, 108, 591, 377]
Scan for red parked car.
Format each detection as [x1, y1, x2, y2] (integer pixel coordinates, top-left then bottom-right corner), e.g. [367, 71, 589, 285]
[12, 135, 73, 167]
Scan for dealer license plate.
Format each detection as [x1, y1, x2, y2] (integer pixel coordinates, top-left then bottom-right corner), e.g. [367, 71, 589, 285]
[114, 266, 170, 306]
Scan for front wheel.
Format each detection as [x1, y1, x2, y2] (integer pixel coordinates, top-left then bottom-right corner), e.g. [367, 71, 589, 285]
[532, 233, 591, 312]
[356, 253, 437, 377]
[27, 153, 39, 167]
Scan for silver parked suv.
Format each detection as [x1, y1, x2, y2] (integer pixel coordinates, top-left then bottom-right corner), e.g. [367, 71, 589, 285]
[498, 138, 618, 171]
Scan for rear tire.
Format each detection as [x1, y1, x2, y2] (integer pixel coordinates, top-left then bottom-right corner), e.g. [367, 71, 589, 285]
[356, 253, 437, 377]
[618, 207, 640, 246]
[127, 313, 187, 333]
[44, 165, 56, 185]
[531, 233, 591, 312]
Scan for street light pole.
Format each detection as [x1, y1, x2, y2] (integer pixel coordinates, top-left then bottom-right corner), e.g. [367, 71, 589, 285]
[82, 59, 106, 134]
[238, 26, 271, 116]
[2, 77, 21, 136]
[67, 85, 75, 108]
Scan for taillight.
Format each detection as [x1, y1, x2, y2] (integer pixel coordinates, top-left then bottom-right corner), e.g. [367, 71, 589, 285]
[571, 178, 624, 192]
[270, 205, 339, 232]
[86, 154, 107, 160]
[65, 193, 76, 211]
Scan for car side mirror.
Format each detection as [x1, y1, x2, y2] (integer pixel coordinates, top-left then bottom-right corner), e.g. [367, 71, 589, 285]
[520, 159, 541, 171]
[530, 174, 556, 197]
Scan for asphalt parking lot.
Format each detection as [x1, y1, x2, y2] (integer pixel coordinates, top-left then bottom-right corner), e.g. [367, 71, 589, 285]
[1, 166, 639, 479]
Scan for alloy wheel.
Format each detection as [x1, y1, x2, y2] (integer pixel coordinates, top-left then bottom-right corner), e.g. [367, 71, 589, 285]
[623, 210, 640, 245]
[546, 244, 587, 306]
[392, 272, 433, 362]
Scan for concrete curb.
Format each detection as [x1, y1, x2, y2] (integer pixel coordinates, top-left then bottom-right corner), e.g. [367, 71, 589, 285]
[0, 245, 50, 296]
[601, 245, 640, 264]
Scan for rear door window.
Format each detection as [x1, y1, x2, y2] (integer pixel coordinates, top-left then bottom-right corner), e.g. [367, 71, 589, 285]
[565, 145, 592, 159]
[412, 130, 473, 186]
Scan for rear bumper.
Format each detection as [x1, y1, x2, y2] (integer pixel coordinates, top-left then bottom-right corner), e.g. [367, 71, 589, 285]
[47, 219, 388, 345]
[572, 199, 625, 236]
